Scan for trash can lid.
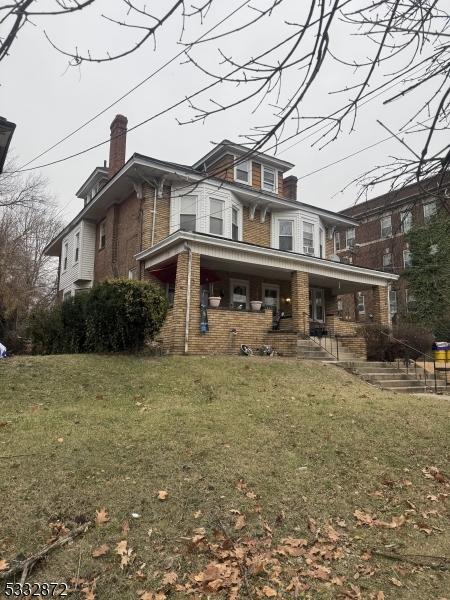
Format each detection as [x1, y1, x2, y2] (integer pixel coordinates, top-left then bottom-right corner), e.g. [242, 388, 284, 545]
[433, 341, 448, 348]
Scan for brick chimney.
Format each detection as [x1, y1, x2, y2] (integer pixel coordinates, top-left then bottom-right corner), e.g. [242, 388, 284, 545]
[283, 175, 298, 202]
[108, 114, 128, 177]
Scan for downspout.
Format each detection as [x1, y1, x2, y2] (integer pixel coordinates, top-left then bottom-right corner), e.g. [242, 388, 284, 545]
[184, 242, 192, 355]
[151, 187, 157, 247]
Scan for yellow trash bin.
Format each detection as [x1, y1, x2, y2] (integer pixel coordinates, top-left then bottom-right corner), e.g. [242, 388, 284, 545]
[433, 342, 448, 362]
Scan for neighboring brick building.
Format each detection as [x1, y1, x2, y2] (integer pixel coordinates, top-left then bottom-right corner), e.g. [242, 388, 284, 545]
[335, 177, 450, 324]
[45, 115, 397, 355]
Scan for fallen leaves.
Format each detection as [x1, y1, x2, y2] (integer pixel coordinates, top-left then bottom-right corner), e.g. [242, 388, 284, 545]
[0, 558, 9, 571]
[95, 507, 110, 525]
[353, 510, 406, 529]
[116, 539, 133, 570]
[157, 490, 168, 501]
[161, 571, 177, 586]
[91, 544, 109, 558]
[422, 466, 449, 485]
[234, 514, 246, 531]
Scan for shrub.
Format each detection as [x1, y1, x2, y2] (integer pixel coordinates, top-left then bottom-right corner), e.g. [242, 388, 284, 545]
[28, 279, 167, 354]
[85, 279, 167, 352]
[357, 324, 392, 361]
[392, 324, 434, 358]
[358, 323, 434, 362]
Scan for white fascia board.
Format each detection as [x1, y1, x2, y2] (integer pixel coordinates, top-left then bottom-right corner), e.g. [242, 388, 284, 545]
[136, 230, 399, 285]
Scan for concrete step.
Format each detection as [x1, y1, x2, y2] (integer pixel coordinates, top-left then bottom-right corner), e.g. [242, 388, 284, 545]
[378, 379, 426, 388]
[361, 372, 415, 381]
[383, 386, 429, 393]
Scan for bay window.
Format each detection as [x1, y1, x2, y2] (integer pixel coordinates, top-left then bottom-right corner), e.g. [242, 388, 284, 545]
[303, 222, 314, 255]
[279, 220, 293, 251]
[209, 198, 224, 235]
[232, 206, 239, 240]
[180, 195, 197, 231]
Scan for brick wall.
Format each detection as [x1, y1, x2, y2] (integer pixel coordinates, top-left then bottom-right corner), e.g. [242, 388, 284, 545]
[252, 162, 262, 188]
[242, 206, 271, 247]
[208, 154, 234, 181]
[339, 337, 367, 357]
[291, 271, 309, 333]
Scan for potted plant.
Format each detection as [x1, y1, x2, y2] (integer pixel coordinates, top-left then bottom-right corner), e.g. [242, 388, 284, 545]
[209, 296, 221, 308]
[250, 300, 263, 312]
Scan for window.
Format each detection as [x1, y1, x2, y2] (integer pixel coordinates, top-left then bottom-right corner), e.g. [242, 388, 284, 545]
[406, 289, 417, 312]
[403, 249, 412, 268]
[401, 210, 412, 233]
[346, 227, 355, 249]
[356, 292, 365, 314]
[235, 160, 250, 184]
[63, 290, 71, 301]
[232, 206, 239, 241]
[389, 287, 398, 318]
[179, 195, 197, 231]
[279, 220, 293, 251]
[128, 268, 137, 280]
[382, 251, 393, 272]
[230, 279, 249, 309]
[74, 232, 80, 263]
[209, 198, 224, 235]
[334, 231, 341, 252]
[99, 220, 106, 249]
[423, 201, 437, 222]
[381, 215, 392, 238]
[262, 166, 276, 192]
[303, 222, 315, 255]
[319, 228, 324, 258]
[63, 242, 68, 271]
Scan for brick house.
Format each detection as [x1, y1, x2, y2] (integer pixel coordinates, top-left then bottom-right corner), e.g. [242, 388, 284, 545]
[335, 177, 450, 325]
[44, 115, 397, 355]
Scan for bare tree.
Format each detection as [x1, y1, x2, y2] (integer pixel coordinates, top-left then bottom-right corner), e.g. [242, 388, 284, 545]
[2, 1, 450, 203]
[0, 165, 61, 348]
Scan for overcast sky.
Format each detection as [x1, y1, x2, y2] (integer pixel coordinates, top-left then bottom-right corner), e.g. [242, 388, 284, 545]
[2, 0, 439, 222]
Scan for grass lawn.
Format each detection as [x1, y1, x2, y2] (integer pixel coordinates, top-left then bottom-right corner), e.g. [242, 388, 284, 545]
[0, 354, 449, 599]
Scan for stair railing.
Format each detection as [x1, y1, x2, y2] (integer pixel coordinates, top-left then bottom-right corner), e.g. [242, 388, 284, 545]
[302, 312, 339, 360]
[378, 330, 443, 394]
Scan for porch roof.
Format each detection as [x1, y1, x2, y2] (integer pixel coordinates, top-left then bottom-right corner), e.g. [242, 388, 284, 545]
[136, 231, 398, 291]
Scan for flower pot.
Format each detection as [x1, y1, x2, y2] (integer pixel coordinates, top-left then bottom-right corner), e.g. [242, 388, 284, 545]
[209, 296, 221, 308]
[250, 300, 263, 312]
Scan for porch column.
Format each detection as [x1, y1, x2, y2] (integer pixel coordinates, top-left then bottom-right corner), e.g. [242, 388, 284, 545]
[372, 285, 389, 328]
[291, 270, 309, 334]
[171, 250, 201, 354]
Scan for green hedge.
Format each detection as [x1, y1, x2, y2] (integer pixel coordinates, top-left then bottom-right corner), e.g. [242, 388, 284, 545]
[28, 279, 167, 354]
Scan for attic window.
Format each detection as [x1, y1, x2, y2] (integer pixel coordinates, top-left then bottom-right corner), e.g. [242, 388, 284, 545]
[235, 160, 250, 184]
[262, 166, 276, 192]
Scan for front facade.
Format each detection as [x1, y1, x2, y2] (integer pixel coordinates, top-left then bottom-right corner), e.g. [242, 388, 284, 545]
[45, 115, 397, 355]
[336, 177, 450, 325]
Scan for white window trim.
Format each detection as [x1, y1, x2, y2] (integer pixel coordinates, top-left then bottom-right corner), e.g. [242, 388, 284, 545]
[423, 200, 437, 221]
[380, 215, 392, 238]
[302, 221, 315, 256]
[334, 230, 341, 253]
[261, 165, 278, 193]
[209, 197, 225, 236]
[231, 204, 241, 241]
[73, 230, 80, 265]
[234, 157, 252, 186]
[382, 252, 393, 268]
[278, 218, 294, 252]
[401, 210, 412, 233]
[99, 220, 106, 250]
[63, 241, 69, 272]
[229, 278, 250, 309]
[179, 194, 198, 232]
[346, 227, 356, 249]
[388, 285, 397, 321]
[403, 249, 412, 268]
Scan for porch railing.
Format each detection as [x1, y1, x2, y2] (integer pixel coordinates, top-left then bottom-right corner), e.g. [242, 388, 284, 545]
[377, 329, 448, 394]
[302, 312, 340, 360]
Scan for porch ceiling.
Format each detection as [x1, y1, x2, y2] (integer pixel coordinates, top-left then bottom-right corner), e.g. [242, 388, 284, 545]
[201, 256, 373, 294]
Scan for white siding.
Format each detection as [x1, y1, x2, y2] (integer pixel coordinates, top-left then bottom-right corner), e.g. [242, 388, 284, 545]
[271, 210, 325, 257]
[170, 184, 244, 240]
[59, 219, 95, 296]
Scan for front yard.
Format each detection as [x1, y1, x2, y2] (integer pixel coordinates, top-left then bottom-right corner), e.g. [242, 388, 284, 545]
[0, 355, 449, 599]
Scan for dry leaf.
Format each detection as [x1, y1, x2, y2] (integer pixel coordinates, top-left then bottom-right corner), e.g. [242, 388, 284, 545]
[353, 510, 374, 525]
[158, 490, 168, 501]
[390, 577, 402, 587]
[116, 539, 133, 569]
[162, 571, 177, 585]
[376, 592, 385, 600]
[122, 520, 130, 534]
[95, 507, 109, 525]
[262, 585, 277, 597]
[193, 510, 202, 518]
[91, 544, 109, 558]
[140, 593, 154, 600]
[0, 558, 9, 571]
[234, 515, 246, 530]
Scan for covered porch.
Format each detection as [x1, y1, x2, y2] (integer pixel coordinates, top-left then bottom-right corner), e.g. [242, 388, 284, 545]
[137, 231, 396, 356]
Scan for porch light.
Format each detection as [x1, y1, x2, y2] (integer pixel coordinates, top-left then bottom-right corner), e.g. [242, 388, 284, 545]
[0, 117, 16, 173]
[285, 297, 291, 303]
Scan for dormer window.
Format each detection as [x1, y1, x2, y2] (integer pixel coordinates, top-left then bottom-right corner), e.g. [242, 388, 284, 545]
[262, 166, 276, 192]
[235, 160, 250, 184]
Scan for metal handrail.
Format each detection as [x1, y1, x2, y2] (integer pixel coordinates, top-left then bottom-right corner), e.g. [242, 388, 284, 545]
[302, 311, 339, 360]
[377, 329, 444, 394]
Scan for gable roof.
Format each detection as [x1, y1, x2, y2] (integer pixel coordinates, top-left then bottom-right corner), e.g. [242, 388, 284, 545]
[192, 140, 294, 172]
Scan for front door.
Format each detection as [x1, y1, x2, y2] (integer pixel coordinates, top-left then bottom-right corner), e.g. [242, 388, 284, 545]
[309, 288, 325, 322]
[262, 283, 280, 314]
